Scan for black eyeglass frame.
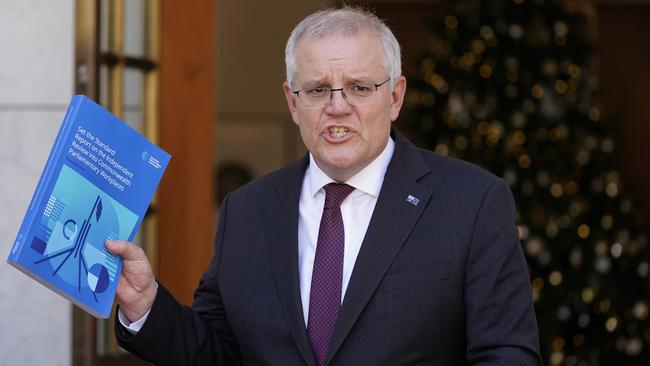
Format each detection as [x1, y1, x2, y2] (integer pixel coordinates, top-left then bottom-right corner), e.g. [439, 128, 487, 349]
[291, 77, 392, 106]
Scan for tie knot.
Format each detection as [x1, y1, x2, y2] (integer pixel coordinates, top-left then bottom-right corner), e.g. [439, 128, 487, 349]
[323, 183, 354, 209]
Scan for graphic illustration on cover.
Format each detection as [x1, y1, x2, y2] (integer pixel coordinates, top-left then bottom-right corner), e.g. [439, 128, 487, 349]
[28, 163, 137, 302]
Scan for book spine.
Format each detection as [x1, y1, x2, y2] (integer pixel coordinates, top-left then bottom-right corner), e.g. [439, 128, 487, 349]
[7, 96, 83, 263]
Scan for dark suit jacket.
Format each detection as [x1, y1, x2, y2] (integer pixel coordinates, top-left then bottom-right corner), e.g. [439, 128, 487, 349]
[116, 131, 542, 365]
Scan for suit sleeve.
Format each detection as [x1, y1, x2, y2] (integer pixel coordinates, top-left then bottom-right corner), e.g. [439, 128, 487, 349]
[464, 178, 543, 366]
[115, 194, 242, 366]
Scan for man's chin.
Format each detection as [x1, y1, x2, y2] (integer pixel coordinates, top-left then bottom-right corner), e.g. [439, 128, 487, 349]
[321, 159, 367, 182]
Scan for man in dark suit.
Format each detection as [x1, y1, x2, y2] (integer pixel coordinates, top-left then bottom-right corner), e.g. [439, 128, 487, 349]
[107, 7, 542, 365]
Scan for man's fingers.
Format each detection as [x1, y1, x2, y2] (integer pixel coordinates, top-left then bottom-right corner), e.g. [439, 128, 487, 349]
[105, 239, 143, 260]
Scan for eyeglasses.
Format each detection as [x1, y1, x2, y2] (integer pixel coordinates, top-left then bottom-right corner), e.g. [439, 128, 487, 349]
[292, 77, 391, 109]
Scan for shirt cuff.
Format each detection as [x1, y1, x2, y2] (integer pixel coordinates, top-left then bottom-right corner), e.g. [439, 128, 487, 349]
[118, 307, 151, 335]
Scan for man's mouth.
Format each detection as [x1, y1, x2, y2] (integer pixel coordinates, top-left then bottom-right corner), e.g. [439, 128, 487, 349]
[329, 126, 349, 138]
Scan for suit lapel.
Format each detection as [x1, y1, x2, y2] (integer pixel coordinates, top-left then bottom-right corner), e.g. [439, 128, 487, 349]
[263, 156, 318, 366]
[326, 133, 433, 364]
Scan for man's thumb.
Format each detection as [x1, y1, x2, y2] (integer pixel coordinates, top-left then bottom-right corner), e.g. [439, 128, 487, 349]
[105, 239, 139, 259]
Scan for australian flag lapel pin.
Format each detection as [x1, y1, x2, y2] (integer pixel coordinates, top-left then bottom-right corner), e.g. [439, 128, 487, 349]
[406, 195, 420, 206]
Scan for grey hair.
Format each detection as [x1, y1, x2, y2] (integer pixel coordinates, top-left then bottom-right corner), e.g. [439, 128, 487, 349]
[285, 6, 402, 88]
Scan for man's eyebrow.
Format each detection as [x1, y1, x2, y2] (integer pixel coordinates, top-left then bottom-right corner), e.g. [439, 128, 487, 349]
[299, 75, 374, 87]
[347, 75, 373, 83]
[300, 78, 328, 87]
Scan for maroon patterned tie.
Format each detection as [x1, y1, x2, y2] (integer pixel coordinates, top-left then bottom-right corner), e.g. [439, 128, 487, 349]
[308, 183, 355, 365]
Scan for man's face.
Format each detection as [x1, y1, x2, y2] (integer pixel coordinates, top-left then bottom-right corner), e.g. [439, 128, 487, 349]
[283, 30, 406, 182]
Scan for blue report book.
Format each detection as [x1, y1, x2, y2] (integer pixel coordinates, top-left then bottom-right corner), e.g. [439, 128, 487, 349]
[7, 95, 170, 318]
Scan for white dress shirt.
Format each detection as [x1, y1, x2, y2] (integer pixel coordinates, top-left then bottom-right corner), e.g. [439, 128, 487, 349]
[121, 137, 395, 333]
[298, 137, 394, 327]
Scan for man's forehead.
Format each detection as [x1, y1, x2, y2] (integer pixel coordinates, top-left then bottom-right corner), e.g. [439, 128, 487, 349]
[293, 32, 384, 81]
[294, 30, 382, 55]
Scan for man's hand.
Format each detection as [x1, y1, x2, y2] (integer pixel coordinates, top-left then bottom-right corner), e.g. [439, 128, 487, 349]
[105, 240, 157, 323]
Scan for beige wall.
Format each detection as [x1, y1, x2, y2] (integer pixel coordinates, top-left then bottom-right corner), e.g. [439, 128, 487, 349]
[215, 1, 333, 181]
[0, 0, 74, 365]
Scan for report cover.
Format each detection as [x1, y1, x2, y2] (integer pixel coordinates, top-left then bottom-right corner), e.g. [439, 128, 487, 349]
[7, 95, 170, 318]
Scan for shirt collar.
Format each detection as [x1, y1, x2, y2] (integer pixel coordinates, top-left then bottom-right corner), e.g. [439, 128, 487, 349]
[306, 136, 395, 198]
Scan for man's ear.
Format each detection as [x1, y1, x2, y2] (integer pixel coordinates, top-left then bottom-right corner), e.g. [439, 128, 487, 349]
[283, 81, 300, 125]
[389, 76, 407, 122]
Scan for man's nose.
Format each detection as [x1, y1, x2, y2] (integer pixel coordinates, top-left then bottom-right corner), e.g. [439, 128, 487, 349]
[326, 89, 352, 113]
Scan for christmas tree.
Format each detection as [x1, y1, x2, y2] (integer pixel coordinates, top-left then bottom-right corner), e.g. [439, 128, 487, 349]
[406, 0, 650, 364]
